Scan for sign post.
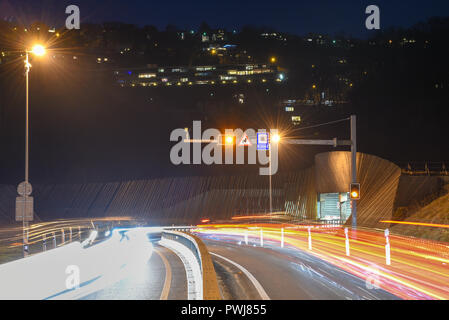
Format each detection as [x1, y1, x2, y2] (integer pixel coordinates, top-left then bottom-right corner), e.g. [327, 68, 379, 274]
[16, 181, 33, 258]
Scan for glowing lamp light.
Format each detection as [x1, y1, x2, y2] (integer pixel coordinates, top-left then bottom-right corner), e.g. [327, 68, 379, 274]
[351, 191, 359, 198]
[225, 136, 234, 145]
[272, 134, 281, 143]
[31, 44, 46, 56]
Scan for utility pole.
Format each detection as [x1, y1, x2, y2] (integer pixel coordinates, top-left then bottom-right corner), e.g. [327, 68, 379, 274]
[351, 115, 357, 229]
[24, 52, 30, 258]
[284, 115, 358, 228]
[269, 147, 272, 214]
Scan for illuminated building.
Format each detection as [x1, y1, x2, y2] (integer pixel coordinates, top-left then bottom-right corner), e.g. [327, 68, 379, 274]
[114, 63, 285, 87]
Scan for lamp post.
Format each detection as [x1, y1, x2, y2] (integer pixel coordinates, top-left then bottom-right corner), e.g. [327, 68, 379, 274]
[20, 44, 46, 258]
[269, 133, 281, 214]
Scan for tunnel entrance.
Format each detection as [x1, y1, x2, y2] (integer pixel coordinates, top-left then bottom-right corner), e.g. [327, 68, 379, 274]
[317, 193, 352, 223]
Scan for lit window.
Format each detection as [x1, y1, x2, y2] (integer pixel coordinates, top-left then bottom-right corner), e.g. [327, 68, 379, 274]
[292, 116, 301, 124]
[138, 73, 156, 79]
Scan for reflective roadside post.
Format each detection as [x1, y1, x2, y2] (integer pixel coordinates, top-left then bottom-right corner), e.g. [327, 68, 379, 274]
[345, 227, 350, 256]
[244, 231, 248, 245]
[281, 227, 284, 248]
[308, 227, 312, 250]
[61, 228, 65, 245]
[69, 227, 72, 242]
[52, 232, 56, 248]
[260, 228, 263, 247]
[42, 234, 46, 252]
[385, 229, 391, 265]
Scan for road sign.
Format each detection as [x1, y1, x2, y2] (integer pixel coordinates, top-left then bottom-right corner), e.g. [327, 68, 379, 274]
[17, 181, 32, 196]
[257, 132, 269, 150]
[15, 196, 34, 222]
[239, 133, 252, 146]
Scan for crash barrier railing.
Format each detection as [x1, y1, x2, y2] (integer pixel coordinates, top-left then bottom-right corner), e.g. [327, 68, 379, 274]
[161, 230, 221, 300]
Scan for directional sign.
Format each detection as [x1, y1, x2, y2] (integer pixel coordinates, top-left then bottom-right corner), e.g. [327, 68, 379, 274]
[257, 132, 269, 150]
[17, 181, 32, 196]
[15, 196, 34, 222]
[239, 133, 252, 146]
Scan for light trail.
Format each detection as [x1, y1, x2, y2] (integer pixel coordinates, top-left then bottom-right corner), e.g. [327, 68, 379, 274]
[0, 226, 159, 299]
[0, 217, 136, 250]
[381, 220, 449, 229]
[194, 222, 449, 300]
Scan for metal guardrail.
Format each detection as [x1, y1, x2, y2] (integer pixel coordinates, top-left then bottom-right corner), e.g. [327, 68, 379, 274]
[162, 231, 202, 272]
[400, 162, 449, 176]
[161, 230, 221, 300]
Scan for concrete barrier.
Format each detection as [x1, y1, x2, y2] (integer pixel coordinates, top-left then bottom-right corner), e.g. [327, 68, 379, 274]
[160, 230, 221, 300]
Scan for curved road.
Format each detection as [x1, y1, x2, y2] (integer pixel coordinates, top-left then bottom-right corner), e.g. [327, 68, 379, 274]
[81, 244, 187, 300]
[200, 235, 400, 300]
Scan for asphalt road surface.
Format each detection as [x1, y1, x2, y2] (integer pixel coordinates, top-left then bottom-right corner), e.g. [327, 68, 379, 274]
[201, 235, 400, 300]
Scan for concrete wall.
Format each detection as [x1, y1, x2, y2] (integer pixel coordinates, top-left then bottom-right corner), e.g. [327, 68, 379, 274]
[1, 152, 444, 227]
[314, 152, 402, 228]
[394, 175, 444, 208]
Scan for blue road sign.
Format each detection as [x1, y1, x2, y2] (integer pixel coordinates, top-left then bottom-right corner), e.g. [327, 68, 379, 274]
[257, 132, 269, 150]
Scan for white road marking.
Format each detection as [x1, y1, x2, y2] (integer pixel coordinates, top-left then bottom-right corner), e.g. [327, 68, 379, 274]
[154, 248, 172, 300]
[210, 252, 270, 300]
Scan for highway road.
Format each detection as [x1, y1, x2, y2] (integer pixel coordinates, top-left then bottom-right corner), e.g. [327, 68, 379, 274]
[2, 224, 439, 300]
[200, 234, 400, 300]
[81, 244, 187, 300]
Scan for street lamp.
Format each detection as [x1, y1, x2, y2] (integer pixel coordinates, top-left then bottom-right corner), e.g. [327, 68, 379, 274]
[269, 133, 281, 214]
[31, 44, 46, 57]
[20, 44, 46, 257]
[225, 135, 234, 145]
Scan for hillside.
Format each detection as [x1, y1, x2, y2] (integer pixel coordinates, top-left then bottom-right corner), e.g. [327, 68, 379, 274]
[391, 184, 449, 242]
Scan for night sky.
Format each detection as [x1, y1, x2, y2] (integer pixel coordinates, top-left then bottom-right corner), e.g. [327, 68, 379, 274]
[2, 0, 449, 37]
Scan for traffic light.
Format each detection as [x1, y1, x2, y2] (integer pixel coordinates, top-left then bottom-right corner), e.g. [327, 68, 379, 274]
[350, 183, 361, 200]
